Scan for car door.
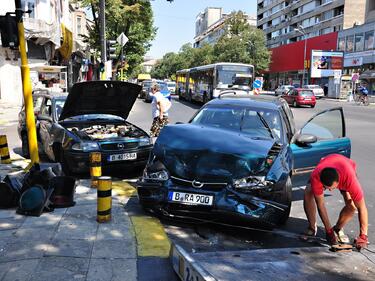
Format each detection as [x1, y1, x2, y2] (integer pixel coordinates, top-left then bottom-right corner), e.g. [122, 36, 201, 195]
[290, 107, 351, 185]
[38, 97, 55, 160]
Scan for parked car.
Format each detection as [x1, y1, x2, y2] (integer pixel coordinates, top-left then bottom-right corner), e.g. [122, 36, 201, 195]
[304, 85, 324, 98]
[275, 85, 294, 96]
[144, 80, 171, 103]
[167, 81, 176, 95]
[17, 89, 64, 158]
[31, 81, 152, 174]
[140, 80, 153, 99]
[281, 88, 316, 108]
[137, 95, 350, 227]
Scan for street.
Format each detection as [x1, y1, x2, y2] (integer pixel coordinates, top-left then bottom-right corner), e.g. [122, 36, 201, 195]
[1, 96, 375, 280]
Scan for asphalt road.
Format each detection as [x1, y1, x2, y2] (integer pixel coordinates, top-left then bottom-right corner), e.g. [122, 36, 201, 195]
[2, 96, 375, 276]
[127, 96, 375, 251]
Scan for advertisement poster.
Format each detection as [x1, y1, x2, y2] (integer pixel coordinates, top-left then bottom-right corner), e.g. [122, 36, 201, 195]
[310, 50, 344, 78]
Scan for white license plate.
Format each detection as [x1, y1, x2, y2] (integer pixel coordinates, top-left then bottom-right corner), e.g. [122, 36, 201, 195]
[168, 192, 213, 206]
[304, 98, 311, 100]
[107, 153, 137, 162]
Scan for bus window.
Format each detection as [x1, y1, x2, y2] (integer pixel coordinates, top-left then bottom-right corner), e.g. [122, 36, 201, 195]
[216, 65, 253, 89]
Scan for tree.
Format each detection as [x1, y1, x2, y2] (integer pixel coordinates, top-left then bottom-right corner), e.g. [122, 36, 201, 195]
[76, 0, 156, 77]
[213, 11, 270, 73]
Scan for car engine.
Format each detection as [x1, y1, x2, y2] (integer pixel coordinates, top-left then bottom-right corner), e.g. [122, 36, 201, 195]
[68, 124, 146, 140]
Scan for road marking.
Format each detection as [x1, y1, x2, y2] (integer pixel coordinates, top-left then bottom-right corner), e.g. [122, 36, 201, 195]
[112, 180, 137, 197]
[131, 216, 171, 257]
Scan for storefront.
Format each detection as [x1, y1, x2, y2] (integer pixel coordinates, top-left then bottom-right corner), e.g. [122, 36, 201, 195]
[267, 32, 338, 90]
[30, 65, 67, 92]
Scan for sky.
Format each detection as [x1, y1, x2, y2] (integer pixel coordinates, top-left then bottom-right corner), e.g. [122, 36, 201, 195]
[147, 0, 257, 58]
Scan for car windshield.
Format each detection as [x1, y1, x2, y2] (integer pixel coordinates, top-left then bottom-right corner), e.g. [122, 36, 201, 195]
[158, 83, 169, 92]
[167, 82, 175, 87]
[143, 82, 152, 88]
[300, 91, 314, 96]
[191, 106, 282, 140]
[55, 99, 66, 119]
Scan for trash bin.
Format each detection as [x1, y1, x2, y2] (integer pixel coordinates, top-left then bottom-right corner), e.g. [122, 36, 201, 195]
[50, 176, 76, 208]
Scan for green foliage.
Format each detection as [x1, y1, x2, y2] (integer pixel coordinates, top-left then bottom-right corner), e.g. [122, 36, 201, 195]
[76, 0, 156, 77]
[151, 11, 270, 79]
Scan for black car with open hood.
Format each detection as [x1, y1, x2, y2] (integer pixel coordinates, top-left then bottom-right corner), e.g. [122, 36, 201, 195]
[137, 95, 351, 227]
[34, 81, 152, 174]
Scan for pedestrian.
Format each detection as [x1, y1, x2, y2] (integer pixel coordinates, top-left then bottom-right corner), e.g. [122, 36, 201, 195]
[150, 83, 171, 138]
[303, 154, 369, 250]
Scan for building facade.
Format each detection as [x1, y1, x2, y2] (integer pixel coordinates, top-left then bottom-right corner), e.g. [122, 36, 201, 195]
[257, 0, 368, 49]
[194, 7, 256, 48]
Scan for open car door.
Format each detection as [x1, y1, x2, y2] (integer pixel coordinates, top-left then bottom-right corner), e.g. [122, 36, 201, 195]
[291, 107, 351, 186]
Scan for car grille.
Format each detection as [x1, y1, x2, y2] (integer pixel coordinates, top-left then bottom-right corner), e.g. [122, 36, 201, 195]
[171, 176, 227, 191]
[100, 142, 138, 151]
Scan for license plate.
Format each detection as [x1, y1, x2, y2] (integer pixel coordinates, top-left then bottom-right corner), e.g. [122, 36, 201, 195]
[304, 98, 311, 100]
[168, 192, 213, 206]
[107, 153, 137, 162]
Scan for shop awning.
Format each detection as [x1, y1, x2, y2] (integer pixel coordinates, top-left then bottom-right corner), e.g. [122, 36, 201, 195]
[30, 65, 67, 73]
[360, 70, 375, 80]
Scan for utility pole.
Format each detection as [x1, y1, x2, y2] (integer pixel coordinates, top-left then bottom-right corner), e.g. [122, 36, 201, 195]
[99, 0, 106, 72]
[15, 0, 39, 164]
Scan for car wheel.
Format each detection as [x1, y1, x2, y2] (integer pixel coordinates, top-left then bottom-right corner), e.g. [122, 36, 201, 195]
[21, 133, 29, 158]
[311, 104, 315, 108]
[277, 176, 292, 225]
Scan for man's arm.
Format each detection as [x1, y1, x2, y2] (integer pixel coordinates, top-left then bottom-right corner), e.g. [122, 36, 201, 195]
[354, 199, 368, 236]
[314, 194, 332, 231]
[158, 100, 164, 119]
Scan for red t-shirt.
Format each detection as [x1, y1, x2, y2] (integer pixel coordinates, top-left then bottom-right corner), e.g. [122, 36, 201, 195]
[310, 154, 363, 202]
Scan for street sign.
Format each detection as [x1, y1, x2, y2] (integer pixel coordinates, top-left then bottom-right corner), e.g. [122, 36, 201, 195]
[352, 72, 359, 82]
[117, 32, 128, 47]
[253, 79, 262, 89]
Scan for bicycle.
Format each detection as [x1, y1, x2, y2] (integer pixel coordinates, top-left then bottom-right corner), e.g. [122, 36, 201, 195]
[354, 93, 369, 106]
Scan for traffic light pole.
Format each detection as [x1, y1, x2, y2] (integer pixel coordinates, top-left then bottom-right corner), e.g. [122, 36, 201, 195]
[15, 0, 39, 164]
[120, 47, 124, 81]
[99, 0, 106, 80]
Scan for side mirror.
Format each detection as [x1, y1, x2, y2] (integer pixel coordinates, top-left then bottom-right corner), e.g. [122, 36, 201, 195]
[295, 134, 317, 146]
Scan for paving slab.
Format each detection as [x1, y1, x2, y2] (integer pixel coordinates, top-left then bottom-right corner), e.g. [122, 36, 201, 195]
[92, 238, 136, 259]
[0, 216, 26, 231]
[45, 239, 94, 258]
[0, 259, 39, 281]
[86, 258, 137, 281]
[0, 240, 49, 262]
[54, 218, 98, 240]
[13, 225, 56, 241]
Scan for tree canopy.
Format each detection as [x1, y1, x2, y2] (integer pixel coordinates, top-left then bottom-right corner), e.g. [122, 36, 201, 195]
[76, 0, 156, 77]
[151, 11, 270, 80]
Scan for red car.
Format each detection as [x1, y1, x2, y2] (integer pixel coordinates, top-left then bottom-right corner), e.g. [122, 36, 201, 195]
[281, 88, 316, 108]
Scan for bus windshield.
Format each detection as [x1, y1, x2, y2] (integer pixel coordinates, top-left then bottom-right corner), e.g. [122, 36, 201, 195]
[216, 65, 253, 88]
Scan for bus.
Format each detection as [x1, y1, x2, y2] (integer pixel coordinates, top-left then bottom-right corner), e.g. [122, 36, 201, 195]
[176, 63, 254, 103]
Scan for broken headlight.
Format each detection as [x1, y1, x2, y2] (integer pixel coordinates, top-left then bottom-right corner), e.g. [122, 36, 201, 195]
[143, 160, 169, 181]
[233, 176, 273, 190]
[138, 138, 152, 147]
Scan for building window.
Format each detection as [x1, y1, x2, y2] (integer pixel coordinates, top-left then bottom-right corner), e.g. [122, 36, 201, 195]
[338, 37, 345, 51]
[321, 27, 333, 34]
[322, 10, 333, 21]
[355, 33, 364, 52]
[77, 16, 82, 35]
[346, 35, 354, 52]
[364, 31, 374, 50]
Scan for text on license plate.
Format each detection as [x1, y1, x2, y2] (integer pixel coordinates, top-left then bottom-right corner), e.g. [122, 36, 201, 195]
[168, 192, 213, 206]
[107, 153, 137, 162]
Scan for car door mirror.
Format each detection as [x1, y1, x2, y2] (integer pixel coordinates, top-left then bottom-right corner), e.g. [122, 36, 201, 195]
[295, 134, 317, 146]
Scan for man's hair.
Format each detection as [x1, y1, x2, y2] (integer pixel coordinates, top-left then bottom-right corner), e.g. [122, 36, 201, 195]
[151, 83, 160, 91]
[320, 167, 339, 186]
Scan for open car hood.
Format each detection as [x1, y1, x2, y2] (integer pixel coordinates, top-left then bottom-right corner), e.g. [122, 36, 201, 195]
[154, 124, 275, 182]
[59, 81, 141, 121]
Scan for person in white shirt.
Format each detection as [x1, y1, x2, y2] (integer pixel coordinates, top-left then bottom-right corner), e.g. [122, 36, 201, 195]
[150, 83, 171, 137]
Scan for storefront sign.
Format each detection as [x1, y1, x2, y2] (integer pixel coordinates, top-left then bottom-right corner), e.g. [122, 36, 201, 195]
[344, 57, 363, 67]
[311, 50, 344, 78]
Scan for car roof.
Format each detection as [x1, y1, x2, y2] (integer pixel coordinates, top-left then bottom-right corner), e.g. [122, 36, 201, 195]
[295, 88, 313, 91]
[208, 95, 284, 110]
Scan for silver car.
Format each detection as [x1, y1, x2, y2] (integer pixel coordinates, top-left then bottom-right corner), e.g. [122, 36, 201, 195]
[275, 85, 294, 96]
[304, 85, 324, 98]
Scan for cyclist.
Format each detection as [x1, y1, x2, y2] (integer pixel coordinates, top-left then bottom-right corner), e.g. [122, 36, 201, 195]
[356, 84, 369, 105]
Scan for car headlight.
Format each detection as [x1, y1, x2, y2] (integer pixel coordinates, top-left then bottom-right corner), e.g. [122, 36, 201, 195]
[138, 138, 152, 147]
[71, 142, 99, 152]
[143, 169, 169, 181]
[233, 176, 273, 190]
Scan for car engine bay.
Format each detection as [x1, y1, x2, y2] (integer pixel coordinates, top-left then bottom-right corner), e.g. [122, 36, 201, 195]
[68, 124, 147, 140]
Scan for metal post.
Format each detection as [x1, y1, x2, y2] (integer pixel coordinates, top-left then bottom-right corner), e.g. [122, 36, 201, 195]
[99, 0, 106, 63]
[89, 152, 102, 188]
[15, 0, 39, 164]
[120, 47, 124, 81]
[302, 35, 307, 86]
[0, 135, 11, 164]
[97, 176, 112, 223]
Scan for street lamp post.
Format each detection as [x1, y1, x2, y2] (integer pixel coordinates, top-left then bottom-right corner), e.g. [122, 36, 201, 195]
[295, 26, 307, 87]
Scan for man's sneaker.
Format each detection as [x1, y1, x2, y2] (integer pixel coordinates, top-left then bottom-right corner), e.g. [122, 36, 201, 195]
[334, 228, 350, 244]
[303, 226, 317, 237]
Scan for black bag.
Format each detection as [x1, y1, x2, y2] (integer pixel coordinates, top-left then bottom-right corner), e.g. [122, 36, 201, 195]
[0, 174, 23, 208]
[50, 176, 76, 208]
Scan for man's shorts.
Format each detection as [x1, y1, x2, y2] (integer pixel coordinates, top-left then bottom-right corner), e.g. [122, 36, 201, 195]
[150, 116, 169, 137]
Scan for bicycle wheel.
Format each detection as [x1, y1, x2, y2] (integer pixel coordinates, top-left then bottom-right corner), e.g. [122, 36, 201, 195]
[354, 94, 361, 105]
[363, 96, 370, 106]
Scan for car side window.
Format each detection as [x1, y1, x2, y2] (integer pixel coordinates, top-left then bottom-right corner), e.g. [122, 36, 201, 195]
[41, 98, 52, 116]
[280, 108, 292, 141]
[301, 109, 344, 140]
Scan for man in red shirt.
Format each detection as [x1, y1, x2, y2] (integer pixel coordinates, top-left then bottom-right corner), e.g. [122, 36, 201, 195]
[303, 154, 368, 249]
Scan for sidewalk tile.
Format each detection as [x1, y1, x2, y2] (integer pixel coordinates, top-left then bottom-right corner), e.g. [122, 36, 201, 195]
[0, 240, 48, 262]
[0, 259, 39, 281]
[0, 217, 26, 231]
[29, 256, 89, 281]
[97, 222, 134, 240]
[92, 239, 136, 259]
[13, 225, 56, 241]
[86, 258, 137, 281]
[54, 219, 98, 240]
[45, 239, 93, 258]
[21, 210, 66, 228]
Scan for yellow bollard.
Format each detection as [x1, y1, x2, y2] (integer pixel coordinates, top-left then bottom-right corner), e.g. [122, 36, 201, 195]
[89, 152, 102, 188]
[0, 135, 11, 164]
[97, 176, 112, 223]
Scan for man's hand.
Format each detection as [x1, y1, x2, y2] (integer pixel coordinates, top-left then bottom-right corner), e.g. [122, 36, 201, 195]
[354, 234, 368, 250]
[326, 228, 338, 245]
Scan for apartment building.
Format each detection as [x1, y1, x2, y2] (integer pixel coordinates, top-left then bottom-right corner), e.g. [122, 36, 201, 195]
[257, 0, 367, 49]
[194, 7, 256, 48]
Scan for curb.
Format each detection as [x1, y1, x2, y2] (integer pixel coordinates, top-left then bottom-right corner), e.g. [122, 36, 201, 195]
[170, 242, 217, 281]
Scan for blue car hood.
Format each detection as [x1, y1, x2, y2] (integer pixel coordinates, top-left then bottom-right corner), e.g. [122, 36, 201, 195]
[154, 124, 276, 182]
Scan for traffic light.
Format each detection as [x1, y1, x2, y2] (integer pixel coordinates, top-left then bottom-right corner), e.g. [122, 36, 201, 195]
[106, 40, 117, 60]
[0, 13, 19, 49]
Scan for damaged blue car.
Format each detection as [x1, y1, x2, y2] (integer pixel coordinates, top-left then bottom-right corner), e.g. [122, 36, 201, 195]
[137, 95, 351, 226]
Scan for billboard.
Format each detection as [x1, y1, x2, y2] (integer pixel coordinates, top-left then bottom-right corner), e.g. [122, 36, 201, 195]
[310, 50, 344, 78]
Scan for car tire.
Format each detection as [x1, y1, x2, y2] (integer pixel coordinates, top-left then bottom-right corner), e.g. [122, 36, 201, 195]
[21, 132, 29, 158]
[311, 104, 315, 108]
[277, 176, 292, 225]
